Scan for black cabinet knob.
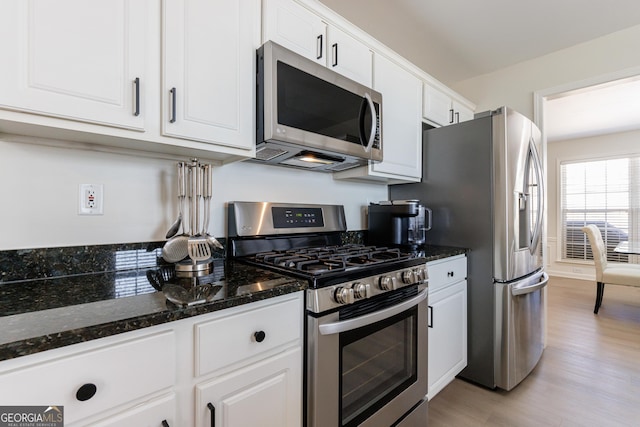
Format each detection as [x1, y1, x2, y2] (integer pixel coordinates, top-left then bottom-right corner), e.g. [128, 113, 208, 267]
[254, 331, 266, 343]
[76, 383, 97, 401]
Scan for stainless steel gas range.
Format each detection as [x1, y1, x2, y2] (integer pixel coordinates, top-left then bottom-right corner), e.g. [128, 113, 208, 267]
[227, 202, 429, 427]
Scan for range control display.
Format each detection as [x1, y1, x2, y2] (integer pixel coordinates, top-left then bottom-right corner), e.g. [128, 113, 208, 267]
[272, 207, 324, 228]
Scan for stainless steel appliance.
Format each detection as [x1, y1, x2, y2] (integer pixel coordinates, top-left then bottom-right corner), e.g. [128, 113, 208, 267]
[367, 200, 432, 249]
[391, 107, 549, 391]
[255, 41, 382, 172]
[227, 202, 428, 427]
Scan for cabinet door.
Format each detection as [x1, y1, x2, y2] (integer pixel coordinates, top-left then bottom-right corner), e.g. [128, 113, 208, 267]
[0, 0, 146, 130]
[163, 0, 257, 149]
[422, 83, 452, 126]
[371, 54, 422, 180]
[0, 330, 175, 426]
[262, 0, 326, 64]
[326, 26, 372, 87]
[453, 100, 474, 123]
[427, 280, 467, 399]
[195, 347, 302, 427]
[90, 393, 176, 427]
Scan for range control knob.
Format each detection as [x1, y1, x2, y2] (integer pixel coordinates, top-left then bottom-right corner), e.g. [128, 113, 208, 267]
[334, 287, 354, 304]
[402, 269, 416, 284]
[352, 282, 370, 299]
[379, 275, 397, 291]
[416, 267, 428, 282]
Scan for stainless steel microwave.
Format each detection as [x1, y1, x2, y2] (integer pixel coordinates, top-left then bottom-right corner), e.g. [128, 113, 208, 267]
[254, 41, 382, 172]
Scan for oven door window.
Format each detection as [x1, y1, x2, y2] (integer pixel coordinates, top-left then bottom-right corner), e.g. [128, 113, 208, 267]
[340, 307, 418, 427]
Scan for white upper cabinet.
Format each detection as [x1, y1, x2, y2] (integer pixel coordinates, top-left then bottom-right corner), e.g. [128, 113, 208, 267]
[262, 0, 372, 86]
[325, 25, 372, 87]
[162, 0, 258, 149]
[262, 0, 327, 64]
[0, 0, 147, 130]
[370, 55, 422, 180]
[335, 54, 422, 183]
[0, 0, 258, 161]
[423, 82, 474, 126]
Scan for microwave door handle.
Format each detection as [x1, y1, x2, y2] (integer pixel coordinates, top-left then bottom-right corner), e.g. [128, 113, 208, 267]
[318, 288, 427, 335]
[359, 92, 377, 153]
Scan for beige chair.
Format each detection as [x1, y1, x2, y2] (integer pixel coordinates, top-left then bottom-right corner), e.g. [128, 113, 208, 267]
[582, 224, 640, 313]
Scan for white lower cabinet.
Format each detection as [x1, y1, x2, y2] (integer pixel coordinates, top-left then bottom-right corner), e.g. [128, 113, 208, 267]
[91, 393, 176, 427]
[0, 292, 303, 427]
[0, 328, 176, 426]
[191, 292, 303, 427]
[195, 347, 302, 427]
[427, 255, 467, 399]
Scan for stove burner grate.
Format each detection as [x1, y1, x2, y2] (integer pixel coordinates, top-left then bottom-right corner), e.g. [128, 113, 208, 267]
[251, 244, 412, 275]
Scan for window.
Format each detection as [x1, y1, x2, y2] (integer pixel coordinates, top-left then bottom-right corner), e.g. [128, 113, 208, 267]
[561, 156, 640, 263]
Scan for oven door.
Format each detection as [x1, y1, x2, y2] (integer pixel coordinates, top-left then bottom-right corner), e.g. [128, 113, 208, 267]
[307, 285, 428, 427]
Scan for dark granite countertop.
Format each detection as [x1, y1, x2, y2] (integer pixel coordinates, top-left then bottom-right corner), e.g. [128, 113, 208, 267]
[417, 245, 468, 262]
[0, 240, 465, 362]
[0, 242, 304, 361]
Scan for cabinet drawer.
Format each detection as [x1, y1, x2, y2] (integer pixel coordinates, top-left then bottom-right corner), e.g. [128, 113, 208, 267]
[427, 255, 467, 292]
[195, 293, 303, 377]
[0, 330, 175, 425]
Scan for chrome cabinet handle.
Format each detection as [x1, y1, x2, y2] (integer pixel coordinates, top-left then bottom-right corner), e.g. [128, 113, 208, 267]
[317, 34, 323, 59]
[455, 111, 460, 123]
[169, 87, 177, 123]
[133, 77, 140, 116]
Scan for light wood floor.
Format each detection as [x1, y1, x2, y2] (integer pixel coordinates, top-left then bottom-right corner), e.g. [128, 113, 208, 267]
[427, 276, 640, 426]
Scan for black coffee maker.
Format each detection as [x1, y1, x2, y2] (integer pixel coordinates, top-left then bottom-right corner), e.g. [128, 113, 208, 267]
[368, 200, 432, 249]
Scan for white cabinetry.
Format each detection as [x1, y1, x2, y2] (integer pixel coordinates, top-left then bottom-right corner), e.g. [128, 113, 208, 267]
[163, 0, 257, 148]
[0, 292, 303, 426]
[0, 0, 258, 161]
[0, 0, 147, 130]
[262, 0, 372, 86]
[192, 292, 303, 427]
[195, 348, 301, 427]
[423, 82, 474, 126]
[427, 254, 467, 399]
[0, 328, 176, 426]
[335, 54, 422, 183]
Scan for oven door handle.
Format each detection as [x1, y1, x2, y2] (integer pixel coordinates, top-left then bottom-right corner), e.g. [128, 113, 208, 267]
[318, 289, 428, 335]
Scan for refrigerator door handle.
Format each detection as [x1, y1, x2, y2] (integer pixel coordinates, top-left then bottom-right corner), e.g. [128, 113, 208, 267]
[529, 139, 545, 255]
[511, 272, 548, 296]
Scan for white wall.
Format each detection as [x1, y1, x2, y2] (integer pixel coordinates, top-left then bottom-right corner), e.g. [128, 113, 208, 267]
[452, 24, 640, 118]
[0, 137, 387, 250]
[546, 130, 640, 278]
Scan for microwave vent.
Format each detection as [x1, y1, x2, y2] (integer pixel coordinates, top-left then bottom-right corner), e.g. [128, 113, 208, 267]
[256, 146, 288, 161]
[330, 162, 360, 172]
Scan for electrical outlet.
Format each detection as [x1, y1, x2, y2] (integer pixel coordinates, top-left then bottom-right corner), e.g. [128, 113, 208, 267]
[79, 184, 104, 215]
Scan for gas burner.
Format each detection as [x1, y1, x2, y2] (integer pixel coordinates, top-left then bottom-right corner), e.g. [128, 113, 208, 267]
[249, 244, 414, 275]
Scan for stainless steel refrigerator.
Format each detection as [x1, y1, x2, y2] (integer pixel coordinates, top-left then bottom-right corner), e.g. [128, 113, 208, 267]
[390, 107, 548, 390]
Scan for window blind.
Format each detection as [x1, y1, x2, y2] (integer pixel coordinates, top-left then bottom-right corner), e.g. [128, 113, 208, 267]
[561, 156, 640, 263]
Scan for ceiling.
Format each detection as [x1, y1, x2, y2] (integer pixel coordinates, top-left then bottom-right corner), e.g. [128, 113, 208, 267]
[318, 0, 640, 141]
